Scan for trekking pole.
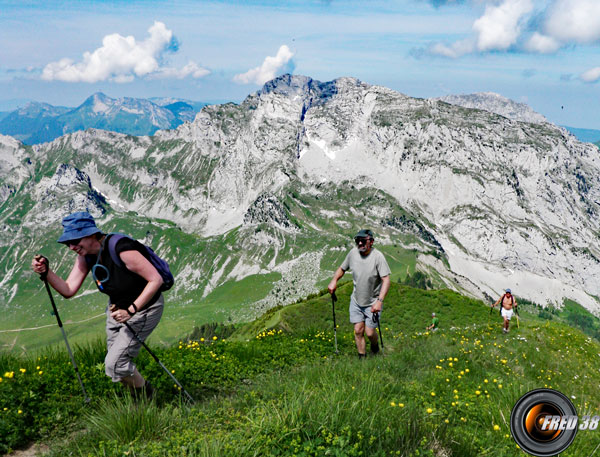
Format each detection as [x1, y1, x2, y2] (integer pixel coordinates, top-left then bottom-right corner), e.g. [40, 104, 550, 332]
[515, 307, 520, 329]
[331, 292, 339, 354]
[36, 256, 90, 403]
[373, 312, 384, 354]
[122, 321, 195, 404]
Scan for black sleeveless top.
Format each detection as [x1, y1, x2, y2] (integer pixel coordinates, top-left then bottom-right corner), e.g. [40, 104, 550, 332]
[85, 236, 161, 309]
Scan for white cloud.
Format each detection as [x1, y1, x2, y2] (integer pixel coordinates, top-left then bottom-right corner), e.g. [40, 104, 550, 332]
[429, 39, 476, 58]
[581, 67, 600, 83]
[427, 0, 533, 57]
[544, 0, 600, 44]
[41, 22, 208, 83]
[472, 0, 533, 52]
[151, 62, 210, 80]
[525, 32, 561, 54]
[233, 45, 294, 85]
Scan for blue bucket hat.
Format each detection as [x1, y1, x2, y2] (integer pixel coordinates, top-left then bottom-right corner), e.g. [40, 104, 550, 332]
[57, 211, 102, 244]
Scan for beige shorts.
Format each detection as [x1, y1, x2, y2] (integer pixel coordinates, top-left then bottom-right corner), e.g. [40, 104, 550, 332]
[104, 295, 164, 382]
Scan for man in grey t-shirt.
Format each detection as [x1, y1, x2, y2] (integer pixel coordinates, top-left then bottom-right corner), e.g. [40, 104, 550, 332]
[328, 229, 391, 358]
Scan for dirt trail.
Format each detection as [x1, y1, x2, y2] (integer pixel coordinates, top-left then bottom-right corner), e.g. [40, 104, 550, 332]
[7, 443, 49, 457]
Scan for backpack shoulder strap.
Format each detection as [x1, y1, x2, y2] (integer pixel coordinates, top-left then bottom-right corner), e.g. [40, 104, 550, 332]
[106, 233, 129, 268]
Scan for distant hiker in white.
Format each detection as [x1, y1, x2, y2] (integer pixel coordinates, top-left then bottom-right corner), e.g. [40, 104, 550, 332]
[492, 288, 518, 333]
[328, 229, 391, 358]
[31, 212, 165, 398]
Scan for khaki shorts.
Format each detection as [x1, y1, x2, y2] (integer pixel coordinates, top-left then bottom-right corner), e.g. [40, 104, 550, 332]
[105, 295, 164, 382]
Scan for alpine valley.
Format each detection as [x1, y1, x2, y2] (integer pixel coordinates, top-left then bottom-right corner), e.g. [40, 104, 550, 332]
[2, 74, 600, 351]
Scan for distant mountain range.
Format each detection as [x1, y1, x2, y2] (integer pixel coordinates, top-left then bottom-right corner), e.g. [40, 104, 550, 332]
[2, 74, 600, 351]
[435, 92, 549, 124]
[2, 91, 599, 148]
[435, 93, 600, 147]
[0, 93, 206, 144]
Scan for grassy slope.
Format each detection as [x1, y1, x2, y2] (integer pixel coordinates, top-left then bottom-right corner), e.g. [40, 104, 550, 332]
[0, 241, 422, 353]
[3, 283, 600, 456]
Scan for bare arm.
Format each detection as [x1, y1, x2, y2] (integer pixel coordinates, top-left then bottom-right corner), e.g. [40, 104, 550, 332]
[32, 255, 89, 298]
[110, 250, 163, 322]
[328, 267, 346, 294]
[371, 275, 391, 313]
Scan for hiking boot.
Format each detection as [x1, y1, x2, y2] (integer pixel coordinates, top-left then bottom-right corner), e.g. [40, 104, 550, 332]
[358, 353, 367, 360]
[144, 380, 155, 400]
[130, 380, 155, 401]
[370, 344, 380, 355]
[503, 328, 508, 334]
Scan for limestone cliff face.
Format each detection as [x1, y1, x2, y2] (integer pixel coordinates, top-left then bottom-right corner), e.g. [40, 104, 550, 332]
[2, 75, 600, 321]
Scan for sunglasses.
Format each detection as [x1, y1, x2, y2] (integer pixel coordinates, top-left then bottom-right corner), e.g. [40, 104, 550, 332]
[66, 238, 82, 247]
[355, 237, 370, 245]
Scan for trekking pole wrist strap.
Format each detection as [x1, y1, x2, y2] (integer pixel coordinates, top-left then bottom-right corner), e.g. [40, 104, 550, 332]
[126, 303, 138, 316]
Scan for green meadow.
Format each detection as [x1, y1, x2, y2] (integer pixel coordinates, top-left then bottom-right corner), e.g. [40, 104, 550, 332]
[2, 282, 600, 456]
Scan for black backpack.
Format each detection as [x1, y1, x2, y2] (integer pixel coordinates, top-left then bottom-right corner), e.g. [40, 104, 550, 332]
[106, 233, 174, 291]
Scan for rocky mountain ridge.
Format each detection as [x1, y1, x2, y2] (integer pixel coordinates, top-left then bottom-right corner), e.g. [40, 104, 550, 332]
[1, 74, 600, 349]
[434, 92, 548, 124]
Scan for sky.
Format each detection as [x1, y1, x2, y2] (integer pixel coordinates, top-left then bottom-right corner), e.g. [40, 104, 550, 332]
[1, 0, 599, 129]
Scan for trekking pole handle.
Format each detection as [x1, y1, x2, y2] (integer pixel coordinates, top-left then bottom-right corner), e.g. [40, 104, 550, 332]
[34, 254, 49, 281]
[331, 292, 337, 302]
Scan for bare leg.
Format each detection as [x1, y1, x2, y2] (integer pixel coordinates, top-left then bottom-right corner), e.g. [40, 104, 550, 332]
[354, 322, 366, 355]
[365, 326, 379, 352]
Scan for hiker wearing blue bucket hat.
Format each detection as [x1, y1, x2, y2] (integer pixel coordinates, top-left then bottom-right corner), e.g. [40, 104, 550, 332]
[491, 288, 518, 334]
[328, 229, 391, 358]
[32, 211, 165, 398]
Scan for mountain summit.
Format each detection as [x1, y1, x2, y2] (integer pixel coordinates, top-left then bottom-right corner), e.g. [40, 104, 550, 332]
[1, 74, 599, 347]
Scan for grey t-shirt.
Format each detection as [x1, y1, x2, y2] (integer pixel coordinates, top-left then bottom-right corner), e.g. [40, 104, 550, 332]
[341, 247, 391, 307]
